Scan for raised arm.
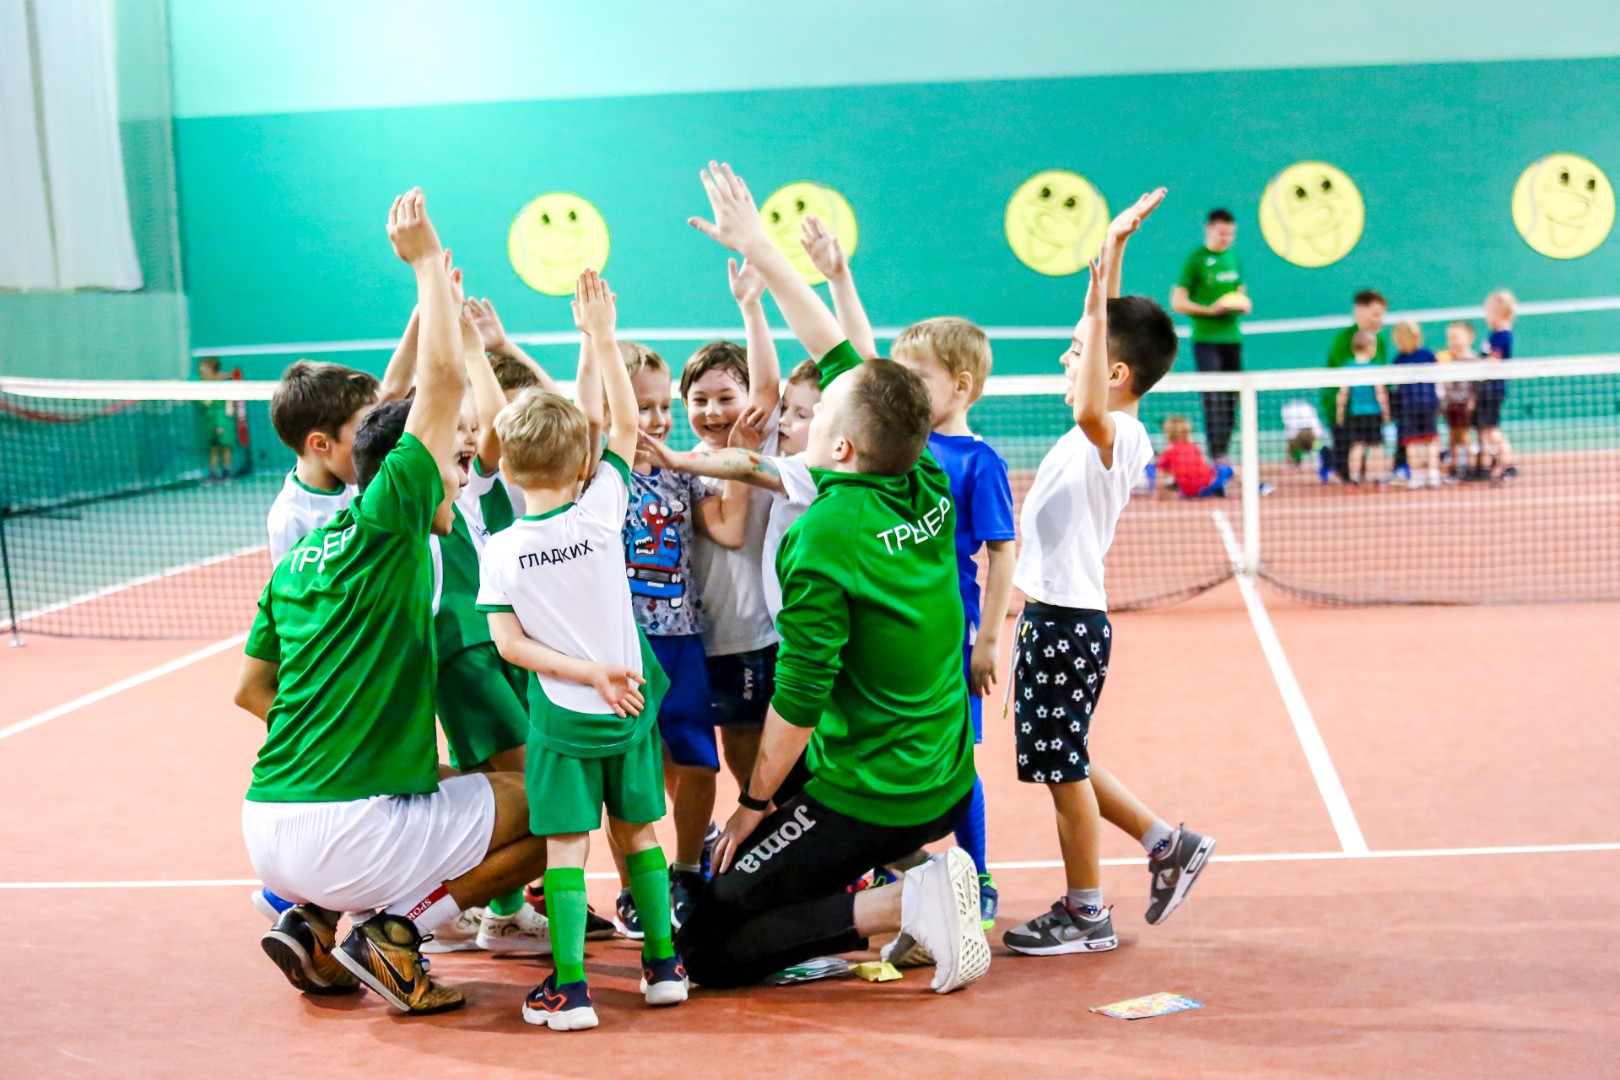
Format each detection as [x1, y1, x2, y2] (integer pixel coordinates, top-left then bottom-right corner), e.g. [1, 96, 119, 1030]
[574, 270, 635, 463]
[800, 215, 878, 359]
[389, 190, 465, 457]
[378, 306, 420, 403]
[689, 162, 844, 360]
[640, 436, 788, 495]
[1104, 188, 1166, 300]
[462, 307, 507, 471]
[729, 258, 781, 416]
[1071, 253, 1117, 464]
[467, 297, 560, 394]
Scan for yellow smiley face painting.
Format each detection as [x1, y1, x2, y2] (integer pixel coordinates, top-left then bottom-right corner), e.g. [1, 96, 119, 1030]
[758, 182, 859, 285]
[1004, 170, 1109, 276]
[508, 193, 610, 296]
[1258, 161, 1365, 268]
[1512, 153, 1615, 259]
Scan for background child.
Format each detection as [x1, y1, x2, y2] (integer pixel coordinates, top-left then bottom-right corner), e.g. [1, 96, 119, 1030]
[1336, 330, 1390, 485]
[196, 356, 236, 480]
[1438, 321, 1477, 481]
[1156, 416, 1233, 497]
[1390, 321, 1442, 488]
[1477, 290, 1519, 483]
[1280, 399, 1326, 475]
[1323, 291, 1390, 481]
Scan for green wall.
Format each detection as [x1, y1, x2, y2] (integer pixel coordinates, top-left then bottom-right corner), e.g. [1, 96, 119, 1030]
[175, 58, 1620, 381]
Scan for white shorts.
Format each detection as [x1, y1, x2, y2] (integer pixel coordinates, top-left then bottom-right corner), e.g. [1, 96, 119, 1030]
[241, 774, 495, 913]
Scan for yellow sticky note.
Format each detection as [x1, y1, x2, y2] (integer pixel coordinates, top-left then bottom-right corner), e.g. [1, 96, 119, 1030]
[853, 962, 902, 983]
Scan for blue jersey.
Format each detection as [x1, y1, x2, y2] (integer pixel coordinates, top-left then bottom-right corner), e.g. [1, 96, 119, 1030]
[927, 431, 1016, 630]
[1480, 329, 1512, 404]
[1391, 348, 1439, 415]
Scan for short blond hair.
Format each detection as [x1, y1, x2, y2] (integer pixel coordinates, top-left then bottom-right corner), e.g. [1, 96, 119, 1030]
[494, 389, 590, 488]
[892, 317, 994, 402]
[1485, 289, 1518, 315]
[1163, 415, 1193, 442]
[619, 341, 668, 378]
[1351, 330, 1378, 356]
[1392, 320, 1423, 353]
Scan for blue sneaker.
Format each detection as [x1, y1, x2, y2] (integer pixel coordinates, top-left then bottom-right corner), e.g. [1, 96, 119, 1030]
[640, 953, 690, 1006]
[523, 972, 598, 1031]
[251, 887, 295, 923]
[978, 874, 999, 930]
[700, 821, 722, 878]
[615, 889, 644, 940]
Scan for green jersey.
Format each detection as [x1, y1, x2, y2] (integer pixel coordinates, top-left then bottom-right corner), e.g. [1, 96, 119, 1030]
[771, 341, 976, 826]
[1323, 326, 1389, 419]
[435, 460, 517, 659]
[245, 433, 442, 803]
[1177, 246, 1244, 344]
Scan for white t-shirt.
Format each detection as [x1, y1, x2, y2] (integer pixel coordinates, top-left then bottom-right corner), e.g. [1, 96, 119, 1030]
[266, 472, 356, 564]
[500, 474, 527, 519]
[761, 454, 819, 624]
[1013, 413, 1153, 611]
[691, 430, 781, 656]
[476, 453, 641, 715]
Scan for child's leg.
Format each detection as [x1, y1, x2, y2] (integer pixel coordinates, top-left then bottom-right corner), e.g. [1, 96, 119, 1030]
[1367, 444, 1384, 480]
[721, 726, 760, 787]
[1090, 764, 1174, 855]
[954, 774, 988, 875]
[669, 763, 718, 867]
[1049, 779, 1102, 896]
[608, 819, 676, 961]
[543, 834, 591, 984]
[1348, 443, 1366, 481]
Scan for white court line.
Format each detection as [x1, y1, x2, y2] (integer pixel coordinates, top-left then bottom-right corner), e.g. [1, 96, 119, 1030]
[0, 634, 247, 743]
[6, 842, 1618, 891]
[1212, 510, 1368, 854]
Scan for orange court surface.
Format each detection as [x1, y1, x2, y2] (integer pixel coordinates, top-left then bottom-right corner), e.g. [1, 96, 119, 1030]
[4, 582, 1618, 1080]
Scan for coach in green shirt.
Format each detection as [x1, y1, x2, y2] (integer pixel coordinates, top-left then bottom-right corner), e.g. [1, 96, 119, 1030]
[1171, 209, 1250, 462]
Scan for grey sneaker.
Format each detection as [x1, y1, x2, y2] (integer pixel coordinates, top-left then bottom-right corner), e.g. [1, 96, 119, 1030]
[1145, 825, 1216, 925]
[1003, 901, 1118, 955]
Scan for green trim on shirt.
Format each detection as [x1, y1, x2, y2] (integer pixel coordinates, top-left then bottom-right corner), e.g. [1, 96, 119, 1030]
[476, 603, 515, 613]
[601, 449, 632, 486]
[290, 472, 346, 497]
[523, 503, 574, 522]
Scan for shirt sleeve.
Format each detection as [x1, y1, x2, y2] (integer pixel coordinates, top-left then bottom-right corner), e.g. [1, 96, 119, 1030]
[353, 433, 442, 536]
[967, 446, 1017, 544]
[775, 455, 818, 508]
[474, 538, 514, 612]
[244, 583, 281, 663]
[816, 340, 863, 389]
[770, 521, 850, 728]
[578, 451, 632, 533]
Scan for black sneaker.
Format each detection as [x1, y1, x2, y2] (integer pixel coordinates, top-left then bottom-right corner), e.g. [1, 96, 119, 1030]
[615, 889, 644, 940]
[1495, 465, 1519, 484]
[523, 971, 598, 1031]
[1003, 901, 1117, 955]
[332, 913, 465, 1015]
[261, 905, 359, 995]
[1145, 825, 1217, 925]
[640, 953, 690, 1006]
[526, 883, 617, 940]
[670, 870, 704, 930]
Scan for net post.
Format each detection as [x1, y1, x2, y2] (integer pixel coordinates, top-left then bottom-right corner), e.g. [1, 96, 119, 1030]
[0, 507, 23, 647]
[1239, 383, 1260, 578]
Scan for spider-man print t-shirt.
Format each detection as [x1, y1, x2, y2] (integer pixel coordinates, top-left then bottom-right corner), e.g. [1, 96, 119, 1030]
[622, 467, 709, 637]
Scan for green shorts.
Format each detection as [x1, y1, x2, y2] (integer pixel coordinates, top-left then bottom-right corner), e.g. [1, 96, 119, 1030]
[526, 722, 666, 836]
[437, 641, 529, 771]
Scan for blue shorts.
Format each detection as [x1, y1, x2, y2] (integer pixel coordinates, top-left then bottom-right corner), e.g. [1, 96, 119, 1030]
[648, 634, 718, 770]
[707, 644, 777, 730]
[963, 639, 983, 743]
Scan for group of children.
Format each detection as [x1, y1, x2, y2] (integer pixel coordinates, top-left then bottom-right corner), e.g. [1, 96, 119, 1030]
[239, 173, 1216, 1030]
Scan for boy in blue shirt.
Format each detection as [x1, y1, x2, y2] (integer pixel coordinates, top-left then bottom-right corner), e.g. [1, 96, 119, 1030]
[1477, 290, 1519, 483]
[1390, 321, 1442, 488]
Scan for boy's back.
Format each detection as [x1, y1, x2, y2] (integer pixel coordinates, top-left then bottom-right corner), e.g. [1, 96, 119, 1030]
[267, 476, 356, 564]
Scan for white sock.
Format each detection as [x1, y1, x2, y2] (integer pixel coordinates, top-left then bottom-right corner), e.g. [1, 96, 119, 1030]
[1142, 819, 1175, 858]
[1066, 888, 1105, 916]
[387, 885, 461, 934]
[671, 861, 701, 875]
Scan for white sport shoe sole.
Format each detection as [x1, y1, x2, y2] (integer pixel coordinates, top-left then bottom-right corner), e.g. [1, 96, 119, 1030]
[420, 907, 488, 954]
[250, 889, 282, 924]
[640, 974, 690, 1006]
[907, 848, 991, 994]
[523, 1004, 599, 1031]
[476, 911, 553, 954]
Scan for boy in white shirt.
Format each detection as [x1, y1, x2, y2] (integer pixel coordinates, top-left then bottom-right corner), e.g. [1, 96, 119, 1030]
[1003, 190, 1217, 956]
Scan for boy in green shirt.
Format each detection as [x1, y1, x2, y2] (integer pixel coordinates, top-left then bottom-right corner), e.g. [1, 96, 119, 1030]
[238, 189, 549, 1017]
[674, 162, 989, 995]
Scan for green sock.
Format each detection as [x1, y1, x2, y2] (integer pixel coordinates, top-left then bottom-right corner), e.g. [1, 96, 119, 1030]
[487, 889, 524, 918]
[626, 847, 675, 962]
[543, 868, 588, 984]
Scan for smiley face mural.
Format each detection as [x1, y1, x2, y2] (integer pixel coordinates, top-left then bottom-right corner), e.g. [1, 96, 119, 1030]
[508, 192, 610, 296]
[758, 182, 859, 285]
[1004, 170, 1109, 276]
[1258, 161, 1365, 268]
[1512, 153, 1615, 260]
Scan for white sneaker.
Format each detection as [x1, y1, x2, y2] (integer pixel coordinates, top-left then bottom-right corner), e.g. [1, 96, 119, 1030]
[476, 903, 553, 954]
[420, 906, 487, 954]
[879, 932, 935, 968]
[899, 848, 991, 993]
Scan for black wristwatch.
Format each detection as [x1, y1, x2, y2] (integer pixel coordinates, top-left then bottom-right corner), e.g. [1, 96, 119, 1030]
[738, 786, 771, 812]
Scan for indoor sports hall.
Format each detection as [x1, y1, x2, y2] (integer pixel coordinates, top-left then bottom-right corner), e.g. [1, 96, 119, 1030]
[2, 4, 1617, 1077]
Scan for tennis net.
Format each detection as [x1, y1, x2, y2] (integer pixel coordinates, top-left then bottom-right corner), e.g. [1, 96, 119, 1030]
[3, 354, 1618, 638]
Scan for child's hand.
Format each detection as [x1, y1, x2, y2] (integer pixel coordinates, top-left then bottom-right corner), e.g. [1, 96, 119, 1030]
[387, 188, 443, 265]
[689, 161, 767, 254]
[589, 664, 646, 718]
[448, 256, 464, 308]
[458, 303, 481, 352]
[637, 431, 680, 471]
[1083, 255, 1110, 323]
[1106, 187, 1167, 245]
[729, 258, 766, 307]
[466, 297, 510, 351]
[799, 214, 848, 281]
[727, 405, 771, 451]
[571, 269, 617, 338]
[969, 637, 998, 698]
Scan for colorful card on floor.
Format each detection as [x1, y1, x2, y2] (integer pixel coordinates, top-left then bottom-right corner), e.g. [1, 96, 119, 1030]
[852, 961, 902, 983]
[765, 958, 853, 986]
[1091, 993, 1203, 1020]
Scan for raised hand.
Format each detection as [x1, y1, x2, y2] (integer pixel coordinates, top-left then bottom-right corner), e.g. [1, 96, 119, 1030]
[589, 664, 646, 718]
[571, 269, 617, 339]
[729, 258, 765, 306]
[799, 215, 848, 281]
[466, 297, 511, 351]
[1106, 187, 1168, 245]
[387, 188, 442, 266]
[636, 431, 679, 470]
[689, 161, 768, 254]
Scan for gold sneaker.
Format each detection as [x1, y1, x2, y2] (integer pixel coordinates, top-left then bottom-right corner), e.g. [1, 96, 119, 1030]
[333, 914, 466, 1015]
[261, 905, 360, 995]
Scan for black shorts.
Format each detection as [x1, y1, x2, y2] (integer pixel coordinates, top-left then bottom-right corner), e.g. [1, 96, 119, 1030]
[1397, 408, 1438, 444]
[1344, 414, 1384, 447]
[1011, 602, 1111, 784]
[707, 644, 777, 729]
[1473, 396, 1503, 429]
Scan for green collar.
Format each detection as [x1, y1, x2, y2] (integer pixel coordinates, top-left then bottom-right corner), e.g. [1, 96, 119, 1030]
[291, 471, 346, 497]
[522, 503, 574, 522]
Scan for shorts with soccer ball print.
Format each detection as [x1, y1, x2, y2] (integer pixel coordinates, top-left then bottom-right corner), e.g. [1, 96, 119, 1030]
[1010, 601, 1111, 785]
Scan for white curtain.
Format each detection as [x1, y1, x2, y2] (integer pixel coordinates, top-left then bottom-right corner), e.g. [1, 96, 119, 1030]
[0, 0, 57, 289]
[34, 0, 143, 290]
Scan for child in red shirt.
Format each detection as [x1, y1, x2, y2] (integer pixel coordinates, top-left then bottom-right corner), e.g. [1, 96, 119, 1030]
[1155, 416, 1233, 497]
